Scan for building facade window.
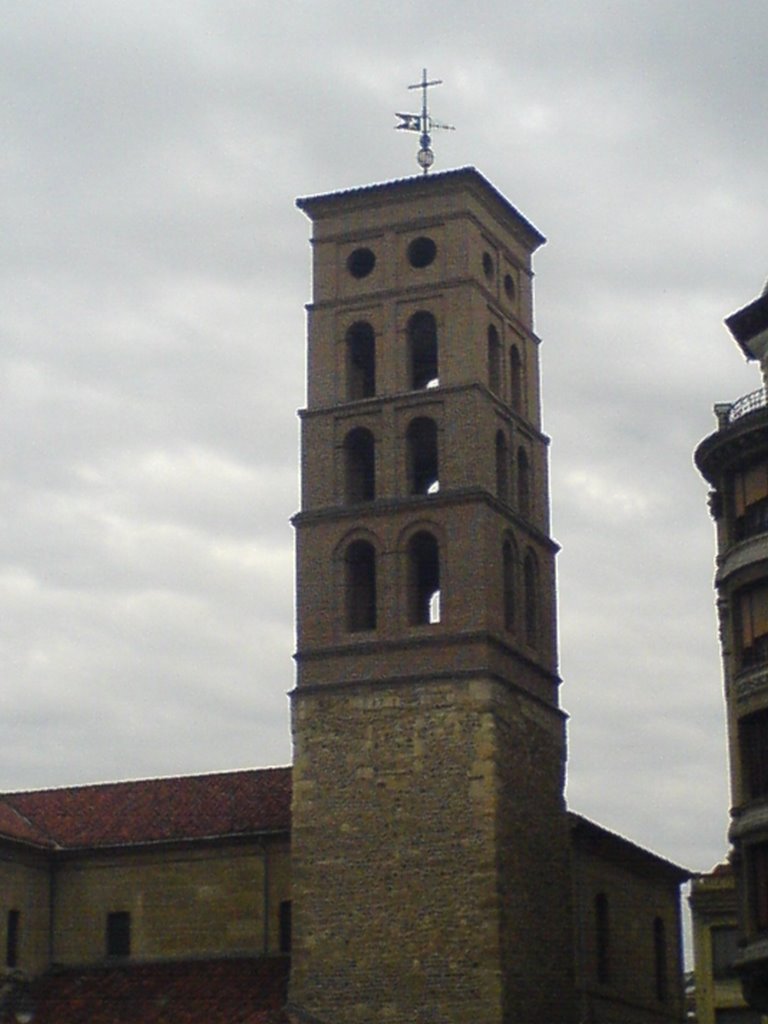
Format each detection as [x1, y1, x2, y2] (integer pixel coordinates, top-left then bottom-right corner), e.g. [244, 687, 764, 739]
[517, 447, 531, 520]
[407, 531, 440, 625]
[408, 312, 438, 390]
[740, 708, 768, 799]
[488, 324, 501, 395]
[736, 584, 768, 669]
[344, 427, 375, 503]
[523, 550, 538, 646]
[495, 430, 509, 503]
[595, 893, 610, 984]
[503, 538, 516, 631]
[106, 911, 131, 958]
[748, 843, 768, 934]
[653, 916, 668, 1002]
[6, 910, 19, 969]
[279, 900, 292, 954]
[407, 417, 439, 495]
[734, 461, 768, 541]
[345, 540, 377, 632]
[510, 344, 523, 414]
[346, 322, 376, 400]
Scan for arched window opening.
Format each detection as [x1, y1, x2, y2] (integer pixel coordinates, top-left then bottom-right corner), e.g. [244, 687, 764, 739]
[346, 322, 376, 400]
[408, 312, 438, 390]
[523, 551, 538, 646]
[488, 325, 501, 395]
[345, 540, 376, 632]
[407, 418, 439, 495]
[344, 427, 375, 503]
[408, 532, 440, 625]
[510, 345, 523, 413]
[495, 431, 509, 503]
[653, 917, 668, 1002]
[517, 447, 531, 519]
[595, 893, 610, 985]
[502, 539, 516, 631]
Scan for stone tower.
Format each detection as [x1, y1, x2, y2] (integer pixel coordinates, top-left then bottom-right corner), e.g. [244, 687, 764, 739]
[289, 168, 576, 1024]
[695, 285, 768, 1013]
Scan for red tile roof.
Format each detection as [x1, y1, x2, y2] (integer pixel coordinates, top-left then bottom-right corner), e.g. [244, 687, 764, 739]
[27, 956, 289, 1024]
[0, 767, 291, 850]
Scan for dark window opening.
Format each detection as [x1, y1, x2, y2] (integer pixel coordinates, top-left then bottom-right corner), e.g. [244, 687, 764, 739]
[495, 431, 509, 503]
[595, 893, 610, 985]
[510, 345, 523, 413]
[6, 910, 19, 969]
[524, 551, 538, 647]
[517, 448, 531, 520]
[407, 236, 437, 268]
[482, 251, 494, 281]
[345, 540, 376, 632]
[653, 916, 667, 1002]
[346, 322, 375, 400]
[488, 325, 501, 395]
[279, 900, 292, 954]
[347, 247, 375, 279]
[407, 418, 439, 495]
[106, 911, 131, 958]
[503, 539, 516, 631]
[408, 312, 438, 390]
[737, 496, 768, 541]
[737, 585, 768, 669]
[734, 462, 768, 540]
[711, 925, 739, 979]
[504, 273, 516, 301]
[749, 843, 768, 934]
[408, 532, 440, 625]
[344, 427, 375, 503]
[741, 708, 768, 799]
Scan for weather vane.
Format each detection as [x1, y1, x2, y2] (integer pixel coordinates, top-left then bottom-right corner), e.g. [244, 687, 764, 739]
[395, 68, 455, 174]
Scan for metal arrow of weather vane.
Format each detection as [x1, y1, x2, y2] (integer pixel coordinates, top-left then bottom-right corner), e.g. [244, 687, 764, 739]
[395, 68, 455, 174]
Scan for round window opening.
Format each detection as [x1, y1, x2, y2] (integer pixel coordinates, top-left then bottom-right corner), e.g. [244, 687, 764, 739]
[347, 247, 376, 279]
[504, 273, 516, 300]
[482, 251, 494, 280]
[408, 236, 437, 269]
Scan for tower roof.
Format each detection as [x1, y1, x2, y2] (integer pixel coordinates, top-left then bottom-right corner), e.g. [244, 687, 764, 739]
[296, 166, 546, 252]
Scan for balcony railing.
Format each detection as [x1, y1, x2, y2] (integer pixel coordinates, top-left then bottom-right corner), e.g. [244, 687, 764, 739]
[729, 387, 768, 423]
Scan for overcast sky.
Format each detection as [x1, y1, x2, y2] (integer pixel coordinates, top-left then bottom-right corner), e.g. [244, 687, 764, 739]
[2, 0, 766, 879]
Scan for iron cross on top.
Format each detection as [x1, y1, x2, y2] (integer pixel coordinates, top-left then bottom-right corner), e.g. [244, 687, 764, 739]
[395, 68, 454, 174]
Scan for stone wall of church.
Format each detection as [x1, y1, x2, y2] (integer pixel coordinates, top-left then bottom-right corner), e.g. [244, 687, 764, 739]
[0, 848, 51, 975]
[51, 838, 290, 964]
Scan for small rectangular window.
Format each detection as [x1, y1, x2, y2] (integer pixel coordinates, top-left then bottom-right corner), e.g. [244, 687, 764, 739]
[106, 911, 130, 958]
[279, 900, 292, 954]
[6, 910, 19, 968]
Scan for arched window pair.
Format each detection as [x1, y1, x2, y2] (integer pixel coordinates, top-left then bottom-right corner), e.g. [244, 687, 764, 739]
[494, 432, 531, 519]
[343, 418, 439, 505]
[343, 530, 442, 633]
[346, 312, 439, 400]
[502, 538, 538, 645]
[487, 325, 525, 415]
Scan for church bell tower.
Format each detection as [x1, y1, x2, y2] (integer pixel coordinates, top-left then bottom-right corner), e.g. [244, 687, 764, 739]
[289, 168, 575, 1024]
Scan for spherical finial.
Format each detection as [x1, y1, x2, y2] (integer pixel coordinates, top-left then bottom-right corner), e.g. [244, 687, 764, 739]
[417, 147, 434, 172]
